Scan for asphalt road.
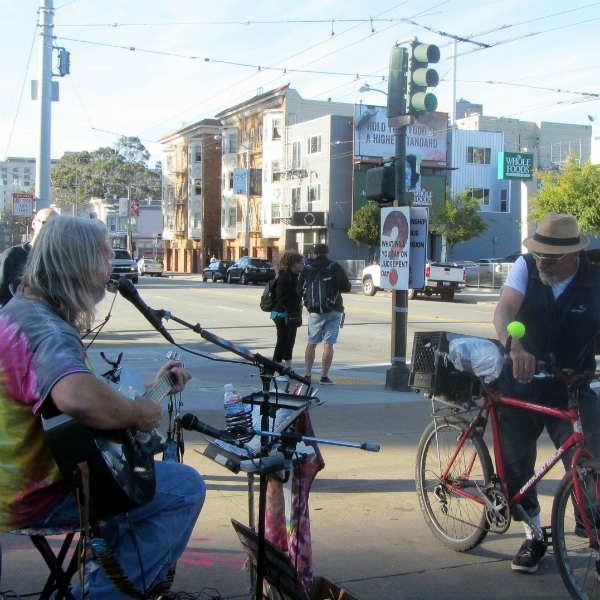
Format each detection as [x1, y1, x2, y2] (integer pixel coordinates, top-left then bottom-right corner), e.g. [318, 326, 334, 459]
[90, 275, 499, 377]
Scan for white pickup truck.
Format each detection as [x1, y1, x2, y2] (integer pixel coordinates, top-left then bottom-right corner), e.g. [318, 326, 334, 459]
[362, 262, 466, 301]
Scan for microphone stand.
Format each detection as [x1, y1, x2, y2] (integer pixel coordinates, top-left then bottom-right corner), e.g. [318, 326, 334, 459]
[144, 309, 377, 600]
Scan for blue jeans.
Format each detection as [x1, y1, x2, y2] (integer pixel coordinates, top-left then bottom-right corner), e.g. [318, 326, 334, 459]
[32, 461, 205, 599]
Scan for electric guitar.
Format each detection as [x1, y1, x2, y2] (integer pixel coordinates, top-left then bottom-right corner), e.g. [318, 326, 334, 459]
[43, 366, 176, 517]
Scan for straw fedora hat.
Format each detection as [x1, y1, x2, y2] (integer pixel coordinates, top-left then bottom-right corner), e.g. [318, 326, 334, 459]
[523, 213, 589, 254]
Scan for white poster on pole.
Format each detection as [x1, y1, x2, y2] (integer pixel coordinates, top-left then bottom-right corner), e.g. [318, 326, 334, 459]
[233, 168, 247, 195]
[408, 207, 428, 290]
[380, 207, 410, 290]
[12, 194, 34, 217]
[119, 197, 128, 217]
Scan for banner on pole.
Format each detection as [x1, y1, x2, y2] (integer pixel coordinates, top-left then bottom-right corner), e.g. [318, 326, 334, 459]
[380, 207, 410, 290]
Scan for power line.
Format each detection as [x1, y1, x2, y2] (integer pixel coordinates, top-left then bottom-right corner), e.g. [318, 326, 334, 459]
[3, 22, 38, 159]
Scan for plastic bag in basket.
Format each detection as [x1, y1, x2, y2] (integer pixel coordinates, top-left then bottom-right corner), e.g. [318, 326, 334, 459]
[448, 337, 503, 383]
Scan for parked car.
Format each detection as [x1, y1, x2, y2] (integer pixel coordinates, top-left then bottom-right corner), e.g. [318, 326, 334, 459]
[226, 257, 275, 285]
[202, 259, 233, 282]
[362, 262, 466, 301]
[111, 249, 138, 283]
[137, 258, 164, 276]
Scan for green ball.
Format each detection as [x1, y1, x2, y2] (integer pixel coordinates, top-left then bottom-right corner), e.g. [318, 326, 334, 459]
[507, 321, 525, 340]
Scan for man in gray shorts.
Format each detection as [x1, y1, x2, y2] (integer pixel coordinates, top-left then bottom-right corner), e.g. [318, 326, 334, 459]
[298, 243, 351, 385]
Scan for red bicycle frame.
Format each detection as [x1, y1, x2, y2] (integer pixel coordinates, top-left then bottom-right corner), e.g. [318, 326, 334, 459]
[440, 386, 597, 538]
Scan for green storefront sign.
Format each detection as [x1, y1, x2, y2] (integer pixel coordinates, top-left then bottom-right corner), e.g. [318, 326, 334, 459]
[498, 152, 534, 180]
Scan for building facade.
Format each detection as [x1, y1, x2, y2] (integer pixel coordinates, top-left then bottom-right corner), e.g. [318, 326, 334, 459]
[215, 85, 354, 266]
[159, 119, 223, 272]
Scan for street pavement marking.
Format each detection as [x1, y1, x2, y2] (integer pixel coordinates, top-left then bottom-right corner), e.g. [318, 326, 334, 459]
[218, 306, 243, 311]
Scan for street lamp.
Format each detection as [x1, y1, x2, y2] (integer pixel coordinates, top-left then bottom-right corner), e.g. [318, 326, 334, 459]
[358, 84, 388, 96]
[215, 134, 251, 257]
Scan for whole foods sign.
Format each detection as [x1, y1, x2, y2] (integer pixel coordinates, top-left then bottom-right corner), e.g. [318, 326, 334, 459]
[498, 152, 534, 180]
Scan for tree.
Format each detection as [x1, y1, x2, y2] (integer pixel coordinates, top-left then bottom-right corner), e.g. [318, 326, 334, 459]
[430, 188, 489, 260]
[530, 157, 600, 234]
[50, 136, 161, 211]
[348, 202, 381, 264]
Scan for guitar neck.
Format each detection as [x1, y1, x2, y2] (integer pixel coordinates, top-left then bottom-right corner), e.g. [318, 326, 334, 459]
[144, 371, 177, 403]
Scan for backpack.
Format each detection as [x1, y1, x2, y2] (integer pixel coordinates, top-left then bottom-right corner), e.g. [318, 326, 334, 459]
[260, 278, 277, 312]
[303, 263, 338, 314]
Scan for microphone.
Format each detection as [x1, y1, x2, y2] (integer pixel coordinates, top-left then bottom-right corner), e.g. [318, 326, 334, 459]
[181, 413, 250, 448]
[116, 277, 175, 344]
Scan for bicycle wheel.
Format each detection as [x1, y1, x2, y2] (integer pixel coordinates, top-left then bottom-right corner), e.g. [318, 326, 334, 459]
[415, 415, 494, 551]
[552, 468, 600, 600]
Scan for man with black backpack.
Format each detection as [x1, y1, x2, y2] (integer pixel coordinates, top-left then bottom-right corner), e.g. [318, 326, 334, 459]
[297, 243, 352, 385]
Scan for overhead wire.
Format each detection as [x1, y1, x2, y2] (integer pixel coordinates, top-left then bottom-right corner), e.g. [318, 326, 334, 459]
[3, 22, 38, 159]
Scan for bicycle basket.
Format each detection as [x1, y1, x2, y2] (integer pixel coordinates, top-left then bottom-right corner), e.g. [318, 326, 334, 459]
[409, 331, 481, 402]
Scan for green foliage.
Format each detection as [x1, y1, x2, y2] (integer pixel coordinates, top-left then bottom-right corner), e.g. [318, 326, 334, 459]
[530, 157, 600, 235]
[430, 188, 489, 259]
[348, 202, 381, 264]
[51, 136, 161, 208]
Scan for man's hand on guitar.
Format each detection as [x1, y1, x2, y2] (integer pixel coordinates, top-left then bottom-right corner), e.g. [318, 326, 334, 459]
[146, 360, 192, 395]
[132, 396, 164, 432]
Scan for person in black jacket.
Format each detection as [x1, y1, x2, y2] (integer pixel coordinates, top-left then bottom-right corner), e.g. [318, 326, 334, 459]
[0, 207, 58, 307]
[494, 213, 600, 574]
[271, 250, 304, 380]
[297, 243, 352, 385]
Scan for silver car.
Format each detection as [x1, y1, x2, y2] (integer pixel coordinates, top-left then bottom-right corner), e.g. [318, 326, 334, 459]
[137, 258, 164, 277]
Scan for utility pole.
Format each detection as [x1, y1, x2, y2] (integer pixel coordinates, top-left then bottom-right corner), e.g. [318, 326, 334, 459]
[35, 0, 54, 210]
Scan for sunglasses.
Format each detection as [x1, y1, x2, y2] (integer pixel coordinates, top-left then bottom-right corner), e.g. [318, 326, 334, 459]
[531, 251, 567, 265]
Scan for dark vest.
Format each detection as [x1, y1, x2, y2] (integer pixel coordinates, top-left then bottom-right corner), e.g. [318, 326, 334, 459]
[498, 252, 600, 403]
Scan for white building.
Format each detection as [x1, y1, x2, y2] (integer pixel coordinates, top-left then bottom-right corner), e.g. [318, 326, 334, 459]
[0, 156, 59, 213]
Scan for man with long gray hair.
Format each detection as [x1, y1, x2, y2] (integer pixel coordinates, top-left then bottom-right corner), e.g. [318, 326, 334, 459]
[0, 216, 205, 598]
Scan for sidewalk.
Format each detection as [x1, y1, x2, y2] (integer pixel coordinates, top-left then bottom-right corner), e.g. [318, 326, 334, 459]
[0, 362, 568, 600]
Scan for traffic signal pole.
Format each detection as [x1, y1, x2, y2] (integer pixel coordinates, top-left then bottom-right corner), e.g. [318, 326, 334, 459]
[386, 121, 411, 391]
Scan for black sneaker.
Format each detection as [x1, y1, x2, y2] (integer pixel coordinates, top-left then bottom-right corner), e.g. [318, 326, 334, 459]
[320, 376, 335, 385]
[511, 539, 547, 573]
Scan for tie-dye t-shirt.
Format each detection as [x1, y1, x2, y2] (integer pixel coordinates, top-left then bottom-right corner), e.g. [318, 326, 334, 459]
[0, 294, 93, 530]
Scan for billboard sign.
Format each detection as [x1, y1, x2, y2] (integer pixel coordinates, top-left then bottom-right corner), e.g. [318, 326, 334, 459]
[354, 104, 447, 163]
[380, 207, 410, 290]
[12, 193, 34, 217]
[498, 152, 534, 180]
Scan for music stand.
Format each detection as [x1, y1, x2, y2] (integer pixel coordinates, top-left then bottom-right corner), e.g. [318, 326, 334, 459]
[231, 519, 310, 600]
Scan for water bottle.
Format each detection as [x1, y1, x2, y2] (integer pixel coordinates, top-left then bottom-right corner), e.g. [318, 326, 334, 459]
[223, 384, 253, 442]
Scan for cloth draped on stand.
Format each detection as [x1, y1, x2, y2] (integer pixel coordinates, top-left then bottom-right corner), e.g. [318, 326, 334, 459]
[263, 410, 325, 595]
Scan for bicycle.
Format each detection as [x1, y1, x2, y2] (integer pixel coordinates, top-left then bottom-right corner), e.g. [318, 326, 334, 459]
[410, 331, 600, 600]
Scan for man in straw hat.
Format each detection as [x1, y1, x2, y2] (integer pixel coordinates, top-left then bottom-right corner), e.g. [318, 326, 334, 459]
[494, 212, 600, 573]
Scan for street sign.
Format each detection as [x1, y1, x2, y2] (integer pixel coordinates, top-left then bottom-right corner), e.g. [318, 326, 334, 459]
[408, 207, 428, 289]
[380, 207, 410, 290]
[12, 194, 34, 217]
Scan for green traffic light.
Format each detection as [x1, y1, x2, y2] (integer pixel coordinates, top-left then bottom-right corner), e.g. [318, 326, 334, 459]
[412, 67, 439, 88]
[410, 92, 438, 113]
[412, 43, 440, 64]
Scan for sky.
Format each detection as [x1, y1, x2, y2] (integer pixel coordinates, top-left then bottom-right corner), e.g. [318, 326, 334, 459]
[1, 0, 599, 167]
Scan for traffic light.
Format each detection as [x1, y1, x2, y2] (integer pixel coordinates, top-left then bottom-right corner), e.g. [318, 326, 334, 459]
[56, 48, 70, 77]
[365, 165, 395, 206]
[386, 46, 407, 118]
[407, 39, 440, 113]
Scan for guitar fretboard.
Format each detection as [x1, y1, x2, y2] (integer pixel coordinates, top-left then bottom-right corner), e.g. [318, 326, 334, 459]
[144, 371, 177, 403]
